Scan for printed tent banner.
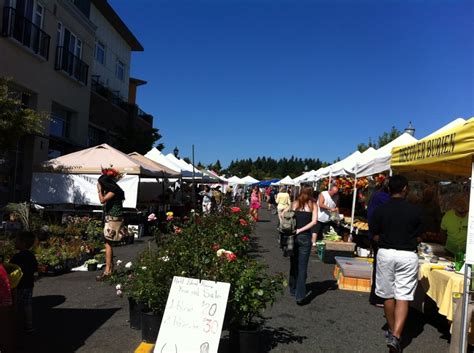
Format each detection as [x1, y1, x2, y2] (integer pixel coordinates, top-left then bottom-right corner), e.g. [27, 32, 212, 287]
[391, 117, 474, 178]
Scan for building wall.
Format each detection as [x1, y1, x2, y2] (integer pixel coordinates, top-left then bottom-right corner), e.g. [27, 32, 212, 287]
[0, 0, 95, 202]
[89, 4, 131, 99]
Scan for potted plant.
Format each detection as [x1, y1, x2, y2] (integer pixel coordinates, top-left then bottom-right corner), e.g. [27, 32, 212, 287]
[226, 259, 285, 353]
[85, 259, 98, 271]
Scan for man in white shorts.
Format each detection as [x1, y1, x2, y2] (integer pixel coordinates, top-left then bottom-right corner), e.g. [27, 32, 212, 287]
[370, 175, 423, 353]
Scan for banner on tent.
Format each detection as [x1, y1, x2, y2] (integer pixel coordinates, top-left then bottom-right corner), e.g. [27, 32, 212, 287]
[30, 173, 139, 208]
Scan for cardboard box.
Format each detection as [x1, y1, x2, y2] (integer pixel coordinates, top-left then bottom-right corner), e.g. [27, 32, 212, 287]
[324, 240, 356, 252]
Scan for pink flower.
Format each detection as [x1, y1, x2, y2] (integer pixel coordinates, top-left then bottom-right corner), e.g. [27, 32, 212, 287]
[239, 219, 248, 226]
[231, 207, 241, 213]
[242, 236, 249, 242]
[225, 252, 237, 262]
[173, 226, 182, 234]
[147, 213, 157, 222]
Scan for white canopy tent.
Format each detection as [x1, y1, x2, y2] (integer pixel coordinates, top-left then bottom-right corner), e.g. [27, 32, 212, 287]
[293, 170, 316, 185]
[272, 175, 295, 186]
[240, 175, 260, 185]
[144, 148, 181, 173]
[31, 144, 172, 208]
[317, 151, 362, 180]
[227, 176, 243, 184]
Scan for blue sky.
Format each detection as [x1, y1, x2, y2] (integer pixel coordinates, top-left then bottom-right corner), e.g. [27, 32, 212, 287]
[110, 0, 473, 166]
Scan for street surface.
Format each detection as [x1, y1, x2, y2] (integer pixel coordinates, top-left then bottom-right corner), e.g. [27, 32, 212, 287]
[23, 208, 450, 353]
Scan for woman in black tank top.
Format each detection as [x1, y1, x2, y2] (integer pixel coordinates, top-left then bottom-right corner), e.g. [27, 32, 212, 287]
[286, 187, 318, 305]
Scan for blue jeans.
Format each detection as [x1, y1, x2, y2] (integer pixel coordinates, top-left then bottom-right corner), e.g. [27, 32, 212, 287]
[289, 232, 312, 301]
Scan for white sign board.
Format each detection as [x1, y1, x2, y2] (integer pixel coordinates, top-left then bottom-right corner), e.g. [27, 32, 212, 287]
[155, 276, 230, 353]
[464, 163, 474, 264]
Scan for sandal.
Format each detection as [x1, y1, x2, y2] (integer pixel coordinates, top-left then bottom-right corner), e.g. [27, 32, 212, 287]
[96, 272, 112, 281]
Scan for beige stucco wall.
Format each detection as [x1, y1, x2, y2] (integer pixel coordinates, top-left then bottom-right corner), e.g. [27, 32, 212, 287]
[0, 0, 96, 162]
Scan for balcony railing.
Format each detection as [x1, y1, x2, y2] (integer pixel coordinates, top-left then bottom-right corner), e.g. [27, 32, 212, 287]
[55, 46, 89, 85]
[1, 6, 51, 60]
[138, 108, 153, 125]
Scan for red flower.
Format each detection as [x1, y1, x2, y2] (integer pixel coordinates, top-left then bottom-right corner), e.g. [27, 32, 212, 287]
[231, 207, 241, 213]
[225, 252, 237, 262]
[173, 226, 182, 234]
[242, 235, 249, 242]
[239, 219, 248, 226]
[212, 244, 220, 251]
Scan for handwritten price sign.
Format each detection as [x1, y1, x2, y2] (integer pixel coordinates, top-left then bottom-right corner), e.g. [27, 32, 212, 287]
[155, 276, 230, 353]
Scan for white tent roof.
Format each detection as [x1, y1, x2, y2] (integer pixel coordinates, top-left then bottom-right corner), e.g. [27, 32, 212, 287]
[278, 175, 295, 186]
[241, 175, 259, 185]
[41, 144, 163, 177]
[165, 153, 195, 172]
[423, 117, 465, 139]
[355, 133, 418, 177]
[343, 147, 377, 174]
[144, 148, 181, 173]
[318, 151, 362, 179]
[293, 170, 316, 184]
[227, 176, 243, 184]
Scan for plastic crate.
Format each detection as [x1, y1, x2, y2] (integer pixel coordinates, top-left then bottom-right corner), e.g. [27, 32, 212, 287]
[335, 257, 372, 279]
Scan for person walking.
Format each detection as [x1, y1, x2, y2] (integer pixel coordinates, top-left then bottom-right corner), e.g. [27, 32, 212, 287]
[96, 169, 127, 281]
[287, 187, 318, 305]
[276, 186, 292, 224]
[367, 179, 390, 307]
[250, 186, 262, 221]
[200, 185, 213, 214]
[370, 175, 423, 352]
[315, 186, 339, 240]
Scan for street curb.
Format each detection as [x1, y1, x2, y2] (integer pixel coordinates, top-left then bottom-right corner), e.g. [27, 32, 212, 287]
[134, 342, 155, 353]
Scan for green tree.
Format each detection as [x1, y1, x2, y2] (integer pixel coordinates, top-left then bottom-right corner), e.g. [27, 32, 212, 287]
[0, 78, 48, 151]
[357, 126, 401, 152]
[119, 127, 164, 154]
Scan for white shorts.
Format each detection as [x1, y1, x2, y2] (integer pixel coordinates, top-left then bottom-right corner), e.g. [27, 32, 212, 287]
[375, 248, 419, 301]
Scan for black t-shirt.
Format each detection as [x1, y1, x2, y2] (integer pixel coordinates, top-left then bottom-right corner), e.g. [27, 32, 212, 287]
[10, 250, 38, 289]
[370, 198, 424, 251]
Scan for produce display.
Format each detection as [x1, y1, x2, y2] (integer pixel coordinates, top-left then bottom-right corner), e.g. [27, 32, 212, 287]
[353, 221, 369, 231]
[323, 229, 342, 242]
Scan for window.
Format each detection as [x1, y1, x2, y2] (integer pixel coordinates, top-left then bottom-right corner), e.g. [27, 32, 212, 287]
[50, 106, 72, 138]
[95, 41, 105, 65]
[116, 60, 125, 81]
[88, 126, 105, 147]
[56, 22, 63, 46]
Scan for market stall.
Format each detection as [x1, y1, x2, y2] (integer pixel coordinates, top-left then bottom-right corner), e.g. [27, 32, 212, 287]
[391, 117, 474, 352]
[31, 144, 174, 208]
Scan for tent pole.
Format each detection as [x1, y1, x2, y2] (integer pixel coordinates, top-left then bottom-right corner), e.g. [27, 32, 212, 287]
[460, 160, 474, 353]
[192, 144, 196, 210]
[328, 171, 332, 190]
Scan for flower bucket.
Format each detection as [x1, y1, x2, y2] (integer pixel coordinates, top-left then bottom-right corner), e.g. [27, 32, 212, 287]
[141, 310, 162, 343]
[229, 327, 261, 353]
[128, 297, 143, 330]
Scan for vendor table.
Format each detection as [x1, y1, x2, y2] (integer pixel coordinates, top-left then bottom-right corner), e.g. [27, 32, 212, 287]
[418, 263, 463, 321]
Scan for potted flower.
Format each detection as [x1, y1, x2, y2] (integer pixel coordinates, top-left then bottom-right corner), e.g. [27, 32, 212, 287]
[85, 259, 98, 271]
[226, 259, 285, 353]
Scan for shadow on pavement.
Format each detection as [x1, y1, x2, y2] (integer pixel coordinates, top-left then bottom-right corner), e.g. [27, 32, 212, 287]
[19, 295, 119, 353]
[261, 326, 307, 352]
[305, 280, 338, 303]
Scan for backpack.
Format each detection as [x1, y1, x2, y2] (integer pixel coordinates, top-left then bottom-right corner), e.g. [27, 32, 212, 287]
[278, 210, 296, 235]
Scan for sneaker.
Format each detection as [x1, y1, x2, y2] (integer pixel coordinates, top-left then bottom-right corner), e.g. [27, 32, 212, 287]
[386, 334, 401, 353]
[385, 329, 392, 344]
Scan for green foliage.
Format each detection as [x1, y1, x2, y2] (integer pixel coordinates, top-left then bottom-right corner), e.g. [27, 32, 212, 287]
[222, 156, 325, 179]
[357, 126, 402, 152]
[4, 202, 30, 230]
[0, 77, 48, 151]
[110, 207, 285, 326]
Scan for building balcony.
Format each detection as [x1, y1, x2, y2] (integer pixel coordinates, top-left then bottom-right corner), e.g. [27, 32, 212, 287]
[55, 46, 89, 85]
[137, 107, 153, 125]
[1, 6, 51, 60]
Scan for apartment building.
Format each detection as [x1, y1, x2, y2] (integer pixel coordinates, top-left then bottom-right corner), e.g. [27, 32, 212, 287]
[0, 0, 155, 205]
[88, 0, 154, 153]
[0, 0, 95, 204]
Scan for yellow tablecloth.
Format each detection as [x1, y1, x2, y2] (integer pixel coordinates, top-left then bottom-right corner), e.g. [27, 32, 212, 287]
[419, 263, 464, 321]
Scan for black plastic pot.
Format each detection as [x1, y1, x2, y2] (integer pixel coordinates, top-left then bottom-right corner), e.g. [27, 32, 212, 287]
[128, 297, 144, 330]
[87, 263, 98, 271]
[141, 310, 162, 343]
[229, 327, 261, 353]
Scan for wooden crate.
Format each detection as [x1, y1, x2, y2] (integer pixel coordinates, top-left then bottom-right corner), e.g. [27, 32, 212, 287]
[333, 265, 371, 293]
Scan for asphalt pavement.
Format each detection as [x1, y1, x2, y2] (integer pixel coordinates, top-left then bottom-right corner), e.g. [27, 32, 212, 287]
[22, 208, 451, 353]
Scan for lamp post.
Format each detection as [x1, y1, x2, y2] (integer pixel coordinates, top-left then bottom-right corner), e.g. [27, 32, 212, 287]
[173, 146, 179, 159]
